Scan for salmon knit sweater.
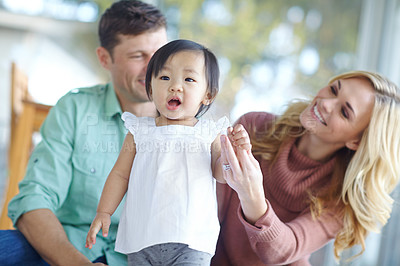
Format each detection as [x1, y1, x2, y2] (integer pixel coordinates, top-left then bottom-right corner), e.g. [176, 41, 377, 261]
[212, 112, 343, 266]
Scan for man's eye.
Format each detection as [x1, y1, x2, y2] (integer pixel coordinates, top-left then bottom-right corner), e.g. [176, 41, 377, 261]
[185, 78, 194, 82]
[129, 55, 143, 59]
[160, 76, 169, 80]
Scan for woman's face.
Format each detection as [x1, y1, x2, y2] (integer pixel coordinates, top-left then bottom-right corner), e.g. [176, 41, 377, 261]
[300, 77, 375, 150]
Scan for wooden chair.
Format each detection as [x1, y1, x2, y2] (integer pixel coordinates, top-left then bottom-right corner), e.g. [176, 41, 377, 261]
[0, 62, 52, 229]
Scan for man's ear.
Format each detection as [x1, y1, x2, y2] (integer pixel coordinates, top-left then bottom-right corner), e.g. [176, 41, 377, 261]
[345, 138, 361, 151]
[96, 47, 112, 70]
[202, 92, 215, 106]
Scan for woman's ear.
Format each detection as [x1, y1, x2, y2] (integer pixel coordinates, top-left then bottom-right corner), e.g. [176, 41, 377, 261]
[96, 47, 112, 70]
[202, 92, 215, 106]
[345, 138, 361, 151]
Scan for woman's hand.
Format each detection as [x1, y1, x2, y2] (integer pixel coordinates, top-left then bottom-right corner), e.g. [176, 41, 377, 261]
[220, 134, 268, 224]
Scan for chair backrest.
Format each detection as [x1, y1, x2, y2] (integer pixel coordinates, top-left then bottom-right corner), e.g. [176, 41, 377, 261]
[0, 62, 52, 229]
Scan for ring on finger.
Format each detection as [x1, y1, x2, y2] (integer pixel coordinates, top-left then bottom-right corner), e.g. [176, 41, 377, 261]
[222, 164, 231, 171]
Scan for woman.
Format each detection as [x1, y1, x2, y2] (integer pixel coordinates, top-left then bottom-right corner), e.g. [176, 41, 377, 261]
[212, 71, 400, 265]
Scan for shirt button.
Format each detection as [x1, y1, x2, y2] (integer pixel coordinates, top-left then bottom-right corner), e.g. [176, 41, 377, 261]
[90, 168, 96, 174]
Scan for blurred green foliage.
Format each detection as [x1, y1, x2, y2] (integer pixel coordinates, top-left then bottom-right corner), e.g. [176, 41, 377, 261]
[162, 0, 362, 114]
[68, 0, 363, 115]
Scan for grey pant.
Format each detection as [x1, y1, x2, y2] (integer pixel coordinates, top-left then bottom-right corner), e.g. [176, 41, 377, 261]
[127, 242, 212, 266]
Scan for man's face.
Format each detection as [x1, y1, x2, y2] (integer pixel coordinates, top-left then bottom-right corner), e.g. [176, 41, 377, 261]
[104, 28, 167, 104]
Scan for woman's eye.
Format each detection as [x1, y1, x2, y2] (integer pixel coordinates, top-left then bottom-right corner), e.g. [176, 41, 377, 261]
[185, 78, 194, 82]
[160, 76, 169, 80]
[341, 108, 349, 119]
[330, 86, 337, 95]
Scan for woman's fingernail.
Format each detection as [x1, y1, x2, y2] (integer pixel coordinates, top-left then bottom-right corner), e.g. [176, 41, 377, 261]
[221, 135, 226, 144]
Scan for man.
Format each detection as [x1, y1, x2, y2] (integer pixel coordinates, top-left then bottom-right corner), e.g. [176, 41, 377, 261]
[0, 1, 167, 265]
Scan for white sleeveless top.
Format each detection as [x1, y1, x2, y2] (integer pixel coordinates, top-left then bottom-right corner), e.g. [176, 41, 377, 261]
[115, 112, 230, 255]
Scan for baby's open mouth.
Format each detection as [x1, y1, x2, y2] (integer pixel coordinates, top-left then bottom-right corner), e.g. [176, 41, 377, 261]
[167, 97, 181, 110]
[168, 98, 181, 107]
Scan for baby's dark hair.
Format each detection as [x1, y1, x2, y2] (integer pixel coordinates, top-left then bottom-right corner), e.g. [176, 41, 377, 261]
[99, 0, 166, 57]
[145, 39, 220, 118]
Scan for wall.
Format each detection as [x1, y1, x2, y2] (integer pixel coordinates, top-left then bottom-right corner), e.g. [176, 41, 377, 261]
[0, 9, 105, 212]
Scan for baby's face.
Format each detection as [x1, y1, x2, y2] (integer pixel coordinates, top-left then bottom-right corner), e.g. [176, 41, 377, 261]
[150, 50, 211, 126]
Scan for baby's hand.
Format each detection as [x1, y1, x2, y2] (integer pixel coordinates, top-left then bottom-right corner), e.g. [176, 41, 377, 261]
[85, 212, 111, 249]
[227, 124, 251, 152]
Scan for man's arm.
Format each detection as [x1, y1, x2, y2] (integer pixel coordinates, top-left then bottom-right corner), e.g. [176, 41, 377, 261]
[17, 209, 98, 266]
[8, 90, 110, 265]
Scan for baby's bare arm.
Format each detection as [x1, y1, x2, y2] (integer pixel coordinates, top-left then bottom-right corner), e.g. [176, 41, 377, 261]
[86, 133, 136, 249]
[211, 134, 226, 183]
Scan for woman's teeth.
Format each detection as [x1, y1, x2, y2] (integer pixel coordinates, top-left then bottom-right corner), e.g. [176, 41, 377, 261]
[313, 105, 326, 125]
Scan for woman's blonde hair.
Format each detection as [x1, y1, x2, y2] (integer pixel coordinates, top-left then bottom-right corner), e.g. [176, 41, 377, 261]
[251, 70, 400, 260]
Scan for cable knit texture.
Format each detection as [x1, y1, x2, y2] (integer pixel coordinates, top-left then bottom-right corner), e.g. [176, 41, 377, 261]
[212, 112, 343, 266]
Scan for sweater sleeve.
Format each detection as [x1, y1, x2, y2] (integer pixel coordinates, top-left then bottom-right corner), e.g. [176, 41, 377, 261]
[216, 112, 272, 225]
[236, 195, 342, 264]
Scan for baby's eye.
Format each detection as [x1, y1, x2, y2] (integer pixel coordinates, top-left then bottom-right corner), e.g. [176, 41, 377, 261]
[185, 78, 195, 82]
[160, 76, 170, 80]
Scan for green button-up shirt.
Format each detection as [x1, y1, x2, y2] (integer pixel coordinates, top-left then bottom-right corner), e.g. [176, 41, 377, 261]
[8, 83, 127, 266]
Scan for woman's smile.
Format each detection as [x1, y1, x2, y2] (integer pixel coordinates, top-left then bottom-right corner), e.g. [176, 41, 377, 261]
[312, 103, 327, 126]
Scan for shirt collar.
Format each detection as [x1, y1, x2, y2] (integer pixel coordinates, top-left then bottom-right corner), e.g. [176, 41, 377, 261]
[104, 83, 122, 117]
